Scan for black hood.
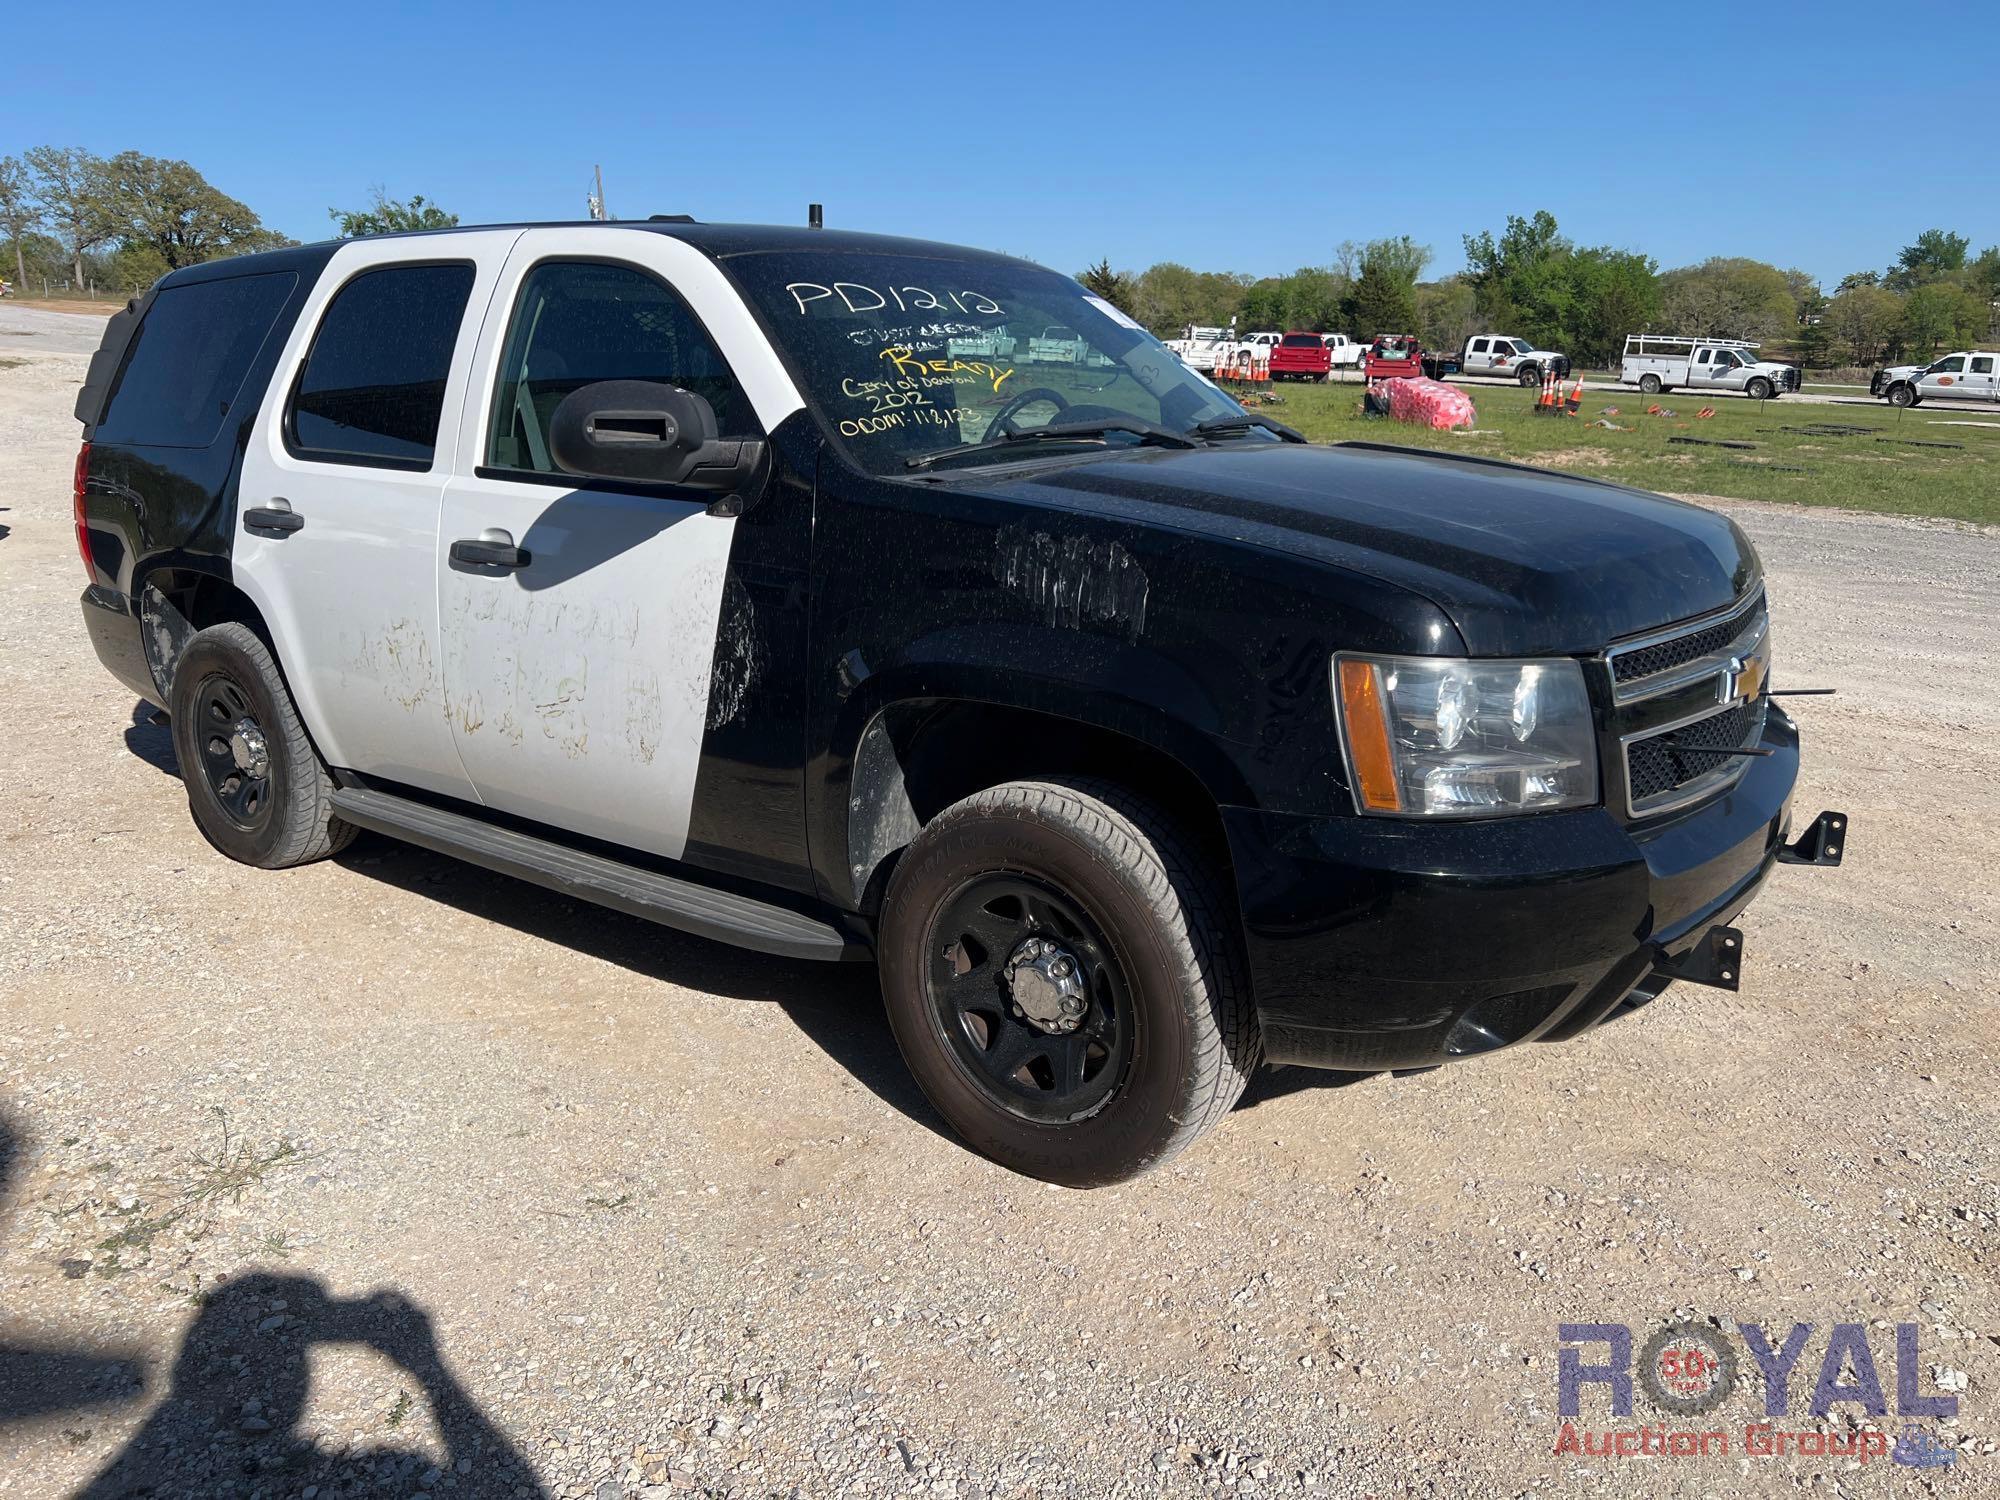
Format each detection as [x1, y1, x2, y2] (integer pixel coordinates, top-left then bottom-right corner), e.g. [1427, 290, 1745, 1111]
[940, 441, 1759, 656]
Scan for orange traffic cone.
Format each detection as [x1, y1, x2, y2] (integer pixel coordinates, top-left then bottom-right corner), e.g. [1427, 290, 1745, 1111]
[1566, 377, 1582, 414]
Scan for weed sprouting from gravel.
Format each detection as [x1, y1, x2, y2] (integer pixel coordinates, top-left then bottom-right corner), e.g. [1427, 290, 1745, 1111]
[384, 1389, 412, 1429]
[584, 1192, 634, 1213]
[182, 1106, 303, 1207]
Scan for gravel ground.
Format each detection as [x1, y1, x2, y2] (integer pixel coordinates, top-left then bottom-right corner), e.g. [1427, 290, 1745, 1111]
[2, 315, 1996, 1499]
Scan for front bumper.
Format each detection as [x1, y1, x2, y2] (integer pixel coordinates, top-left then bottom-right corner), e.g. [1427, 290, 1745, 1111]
[1223, 707, 1811, 1070]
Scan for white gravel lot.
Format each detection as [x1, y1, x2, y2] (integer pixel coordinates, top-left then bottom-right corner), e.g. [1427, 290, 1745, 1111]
[1, 313, 1996, 1499]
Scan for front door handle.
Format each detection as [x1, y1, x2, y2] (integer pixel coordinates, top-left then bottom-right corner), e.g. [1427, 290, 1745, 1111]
[449, 528, 529, 571]
[243, 499, 304, 536]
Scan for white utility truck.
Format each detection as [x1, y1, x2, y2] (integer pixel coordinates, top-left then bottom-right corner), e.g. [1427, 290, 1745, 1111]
[1621, 336, 1800, 399]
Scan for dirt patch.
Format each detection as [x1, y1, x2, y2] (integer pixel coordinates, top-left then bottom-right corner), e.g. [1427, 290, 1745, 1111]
[1536, 447, 1617, 469]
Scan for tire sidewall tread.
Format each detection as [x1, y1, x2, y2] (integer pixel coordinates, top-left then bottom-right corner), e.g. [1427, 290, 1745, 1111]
[167, 622, 354, 869]
[879, 777, 1257, 1187]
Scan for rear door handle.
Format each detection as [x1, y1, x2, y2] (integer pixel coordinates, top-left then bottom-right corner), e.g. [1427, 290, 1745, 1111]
[243, 500, 304, 536]
[449, 529, 529, 571]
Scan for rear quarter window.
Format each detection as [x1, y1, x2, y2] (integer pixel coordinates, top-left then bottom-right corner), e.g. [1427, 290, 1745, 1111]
[93, 271, 298, 449]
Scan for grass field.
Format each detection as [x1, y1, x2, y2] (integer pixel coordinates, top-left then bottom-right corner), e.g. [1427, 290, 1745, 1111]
[1238, 380, 2000, 524]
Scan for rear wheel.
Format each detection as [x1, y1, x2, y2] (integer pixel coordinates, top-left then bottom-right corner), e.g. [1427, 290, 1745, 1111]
[167, 622, 355, 868]
[879, 779, 1257, 1186]
[1639, 374, 1662, 395]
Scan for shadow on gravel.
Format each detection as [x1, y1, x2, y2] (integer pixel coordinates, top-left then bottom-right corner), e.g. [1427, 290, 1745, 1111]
[0, 1110, 148, 1430]
[335, 834, 954, 1145]
[75, 1273, 548, 1499]
[1233, 1065, 1381, 1112]
[122, 699, 178, 775]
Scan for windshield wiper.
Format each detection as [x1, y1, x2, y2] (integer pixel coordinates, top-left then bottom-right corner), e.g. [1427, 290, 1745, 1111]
[1192, 412, 1307, 444]
[905, 417, 1199, 471]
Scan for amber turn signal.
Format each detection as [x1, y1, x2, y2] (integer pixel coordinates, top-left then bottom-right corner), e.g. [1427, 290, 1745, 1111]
[1336, 658, 1403, 813]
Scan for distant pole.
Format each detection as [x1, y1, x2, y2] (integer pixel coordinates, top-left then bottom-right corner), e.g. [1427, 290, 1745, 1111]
[587, 164, 609, 222]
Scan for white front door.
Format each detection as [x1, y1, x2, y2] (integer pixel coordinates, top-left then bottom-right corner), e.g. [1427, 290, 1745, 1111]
[234, 232, 520, 797]
[435, 228, 804, 861]
[1918, 354, 1969, 401]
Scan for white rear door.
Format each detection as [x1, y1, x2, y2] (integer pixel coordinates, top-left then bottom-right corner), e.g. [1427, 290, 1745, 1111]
[235, 233, 519, 796]
[435, 227, 803, 861]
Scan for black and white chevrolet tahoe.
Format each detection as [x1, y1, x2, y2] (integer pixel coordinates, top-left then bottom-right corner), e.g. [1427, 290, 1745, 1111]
[74, 221, 1846, 1185]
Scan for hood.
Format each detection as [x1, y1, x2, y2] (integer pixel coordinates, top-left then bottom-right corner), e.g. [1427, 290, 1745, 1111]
[941, 442, 1758, 656]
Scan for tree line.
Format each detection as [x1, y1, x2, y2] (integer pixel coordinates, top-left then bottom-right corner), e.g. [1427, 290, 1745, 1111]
[1082, 214, 2000, 370]
[4, 148, 1993, 373]
[0, 145, 455, 296]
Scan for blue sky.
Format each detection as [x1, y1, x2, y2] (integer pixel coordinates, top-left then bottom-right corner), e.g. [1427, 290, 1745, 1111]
[4, 2, 1994, 286]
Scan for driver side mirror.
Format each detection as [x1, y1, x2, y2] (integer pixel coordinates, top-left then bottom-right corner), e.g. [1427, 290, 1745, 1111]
[549, 380, 767, 512]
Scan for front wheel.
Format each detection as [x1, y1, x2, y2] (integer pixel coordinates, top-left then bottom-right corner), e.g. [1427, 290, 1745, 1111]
[1638, 374, 1662, 395]
[167, 622, 355, 868]
[1746, 377, 1773, 400]
[879, 779, 1258, 1187]
[1888, 383, 1918, 408]
[1517, 364, 1541, 387]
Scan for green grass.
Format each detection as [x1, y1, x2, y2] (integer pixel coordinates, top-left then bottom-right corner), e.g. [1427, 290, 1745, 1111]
[1238, 381, 2000, 524]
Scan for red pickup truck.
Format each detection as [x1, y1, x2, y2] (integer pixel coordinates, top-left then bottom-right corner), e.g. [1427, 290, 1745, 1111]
[1268, 331, 1333, 382]
[1363, 333, 1426, 380]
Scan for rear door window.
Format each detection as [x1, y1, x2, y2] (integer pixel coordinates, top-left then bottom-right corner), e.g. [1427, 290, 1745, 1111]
[288, 262, 476, 468]
[94, 271, 297, 448]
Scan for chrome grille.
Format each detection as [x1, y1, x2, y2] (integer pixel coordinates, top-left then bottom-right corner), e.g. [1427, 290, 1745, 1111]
[1606, 586, 1773, 818]
[1607, 589, 1766, 703]
[1624, 699, 1766, 806]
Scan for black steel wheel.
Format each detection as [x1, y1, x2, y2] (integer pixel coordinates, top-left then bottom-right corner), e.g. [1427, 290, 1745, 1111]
[926, 874, 1134, 1125]
[879, 778, 1258, 1187]
[191, 673, 274, 834]
[168, 622, 355, 868]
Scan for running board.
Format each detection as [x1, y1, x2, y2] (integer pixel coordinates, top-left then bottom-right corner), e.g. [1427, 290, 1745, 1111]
[330, 787, 866, 962]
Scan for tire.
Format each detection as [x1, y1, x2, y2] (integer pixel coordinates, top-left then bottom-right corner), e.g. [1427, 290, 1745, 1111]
[167, 622, 356, 868]
[1638, 374, 1662, 395]
[878, 778, 1258, 1187]
[1517, 364, 1541, 388]
[1747, 377, 1773, 401]
[1888, 382, 1918, 408]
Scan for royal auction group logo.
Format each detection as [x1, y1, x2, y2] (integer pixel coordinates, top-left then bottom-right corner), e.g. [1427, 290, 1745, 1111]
[1555, 1321, 1960, 1468]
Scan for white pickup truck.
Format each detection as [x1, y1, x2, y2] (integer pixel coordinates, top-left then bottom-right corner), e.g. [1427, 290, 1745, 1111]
[1621, 335, 1800, 399]
[1459, 334, 1569, 386]
[947, 327, 1019, 362]
[1321, 333, 1365, 370]
[1026, 324, 1112, 367]
[1870, 350, 2000, 407]
[1163, 325, 1236, 373]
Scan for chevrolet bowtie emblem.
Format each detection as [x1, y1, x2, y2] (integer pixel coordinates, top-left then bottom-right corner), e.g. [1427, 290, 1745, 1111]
[1720, 653, 1768, 705]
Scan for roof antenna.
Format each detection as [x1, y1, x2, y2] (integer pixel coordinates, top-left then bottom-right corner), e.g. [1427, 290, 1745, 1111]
[808, 203, 823, 230]
[587, 165, 609, 222]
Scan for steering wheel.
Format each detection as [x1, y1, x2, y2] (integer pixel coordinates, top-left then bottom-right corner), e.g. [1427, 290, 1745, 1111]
[985, 386, 1071, 437]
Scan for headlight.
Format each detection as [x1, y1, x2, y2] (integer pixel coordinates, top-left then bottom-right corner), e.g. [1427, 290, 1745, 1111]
[1333, 654, 1599, 817]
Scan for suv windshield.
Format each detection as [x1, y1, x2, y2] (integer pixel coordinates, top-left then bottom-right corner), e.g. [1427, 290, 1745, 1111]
[722, 250, 1248, 472]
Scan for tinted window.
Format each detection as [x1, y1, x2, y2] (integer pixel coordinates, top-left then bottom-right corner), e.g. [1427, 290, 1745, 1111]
[486, 260, 757, 475]
[95, 271, 297, 448]
[1973, 356, 1994, 375]
[1280, 333, 1320, 347]
[289, 263, 474, 467]
[1931, 356, 1965, 374]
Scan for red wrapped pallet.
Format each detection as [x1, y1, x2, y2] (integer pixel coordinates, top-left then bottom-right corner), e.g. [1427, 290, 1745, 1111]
[1372, 376, 1477, 431]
